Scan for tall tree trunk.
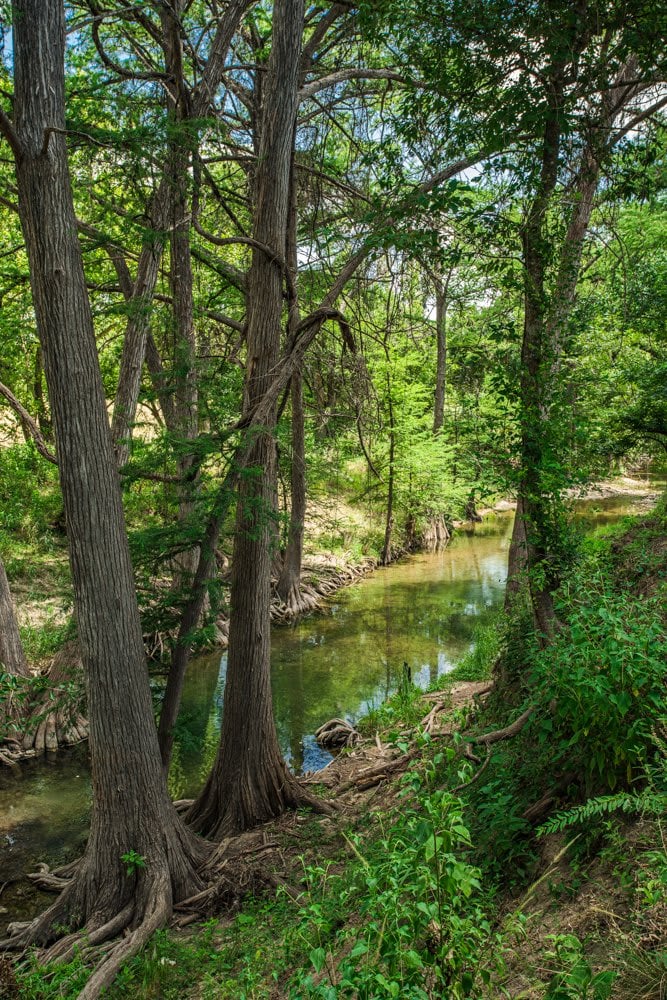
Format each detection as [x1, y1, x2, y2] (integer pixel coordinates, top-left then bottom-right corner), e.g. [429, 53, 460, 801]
[276, 160, 306, 611]
[507, 100, 563, 640]
[163, 0, 201, 585]
[187, 0, 327, 839]
[381, 383, 395, 566]
[109, 190, 168, 467]
[504, 496, 528, 610]
[505, 58, 638, 637]
[5, 2, 207, 988]
[432, 278, 448, 434]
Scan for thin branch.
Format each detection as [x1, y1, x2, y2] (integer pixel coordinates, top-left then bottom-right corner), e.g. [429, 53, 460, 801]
[0, 381, 57, 464]
[0, 109, 22, 159]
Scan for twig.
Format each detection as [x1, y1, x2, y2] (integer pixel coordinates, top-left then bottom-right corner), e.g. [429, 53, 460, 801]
[451, 746, 492, 793]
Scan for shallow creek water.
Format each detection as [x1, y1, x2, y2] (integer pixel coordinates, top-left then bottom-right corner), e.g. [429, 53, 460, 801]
[0, 490, 657, 928]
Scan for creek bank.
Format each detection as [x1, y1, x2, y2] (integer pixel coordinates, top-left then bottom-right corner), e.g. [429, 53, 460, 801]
[213, 515, 456, 644]
[7, 498, 665, 997]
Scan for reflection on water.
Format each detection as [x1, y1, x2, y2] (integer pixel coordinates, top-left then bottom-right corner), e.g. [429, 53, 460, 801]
[174, 512, 513, 786]
[0, 489, 658, 928]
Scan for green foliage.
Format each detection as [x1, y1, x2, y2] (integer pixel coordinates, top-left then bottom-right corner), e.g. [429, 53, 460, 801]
[11, 951, 91, 999]
[444, 619, 501, 683]
[0, 444, 63, 554]
[543, 934, 616, 1000]
[290, 762, 507, 998]
[20, 618, 75, 662]
[121, 850, 147, 878]
[0, 662, 83, 744]
[529, 566, 667, 789]
[538, 721, 667, 837]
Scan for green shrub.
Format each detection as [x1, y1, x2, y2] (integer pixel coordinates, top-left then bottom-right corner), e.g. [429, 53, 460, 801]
[290, 758, 509, 998]
[529, 566, 667, 790]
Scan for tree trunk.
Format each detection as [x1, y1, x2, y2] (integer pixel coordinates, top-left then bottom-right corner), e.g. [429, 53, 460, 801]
[109, 0, 252, 466]
[381, 384, 395, 566]
[109, 195, 168, 468]
[5, 1, 207, 987]
[510, 59, 635, 640]
[432, 280, 447, 434]
[33, 344, 52, 441]
[276, 160, 306, 611]
[163, 0, 201, 587]
[513, 99, 562, 641]
[187, 0, 326, 839]
[0, 557, 28, 680]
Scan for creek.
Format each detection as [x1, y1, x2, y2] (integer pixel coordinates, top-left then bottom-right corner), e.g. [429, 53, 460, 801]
[0, 490, 657, 930]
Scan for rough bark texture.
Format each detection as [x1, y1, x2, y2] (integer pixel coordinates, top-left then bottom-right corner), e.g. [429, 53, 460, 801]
[4, 1, 208, 989]
[187, 0, 328, 839]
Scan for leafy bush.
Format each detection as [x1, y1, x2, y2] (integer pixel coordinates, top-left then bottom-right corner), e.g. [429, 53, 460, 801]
[529, 566, 667, 790]
[0, 443, 61, 542]
[291, 758, 509, 998]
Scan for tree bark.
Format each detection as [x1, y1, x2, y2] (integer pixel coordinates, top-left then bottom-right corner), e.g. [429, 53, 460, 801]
[504, 496, 528, 611]
[109, 185, 168, 467]
[162, 0, 201, 586]
[187, 0, 323, 839]
[0, 557, 28, 679]
[276, 159, 306, 610]
[381, 381, 395, 566]
[5, 0, 207, 982]
[506, 55, 641, 638]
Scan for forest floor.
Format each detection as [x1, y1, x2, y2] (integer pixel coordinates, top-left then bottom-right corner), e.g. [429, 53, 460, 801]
[9, 490, 667, 998]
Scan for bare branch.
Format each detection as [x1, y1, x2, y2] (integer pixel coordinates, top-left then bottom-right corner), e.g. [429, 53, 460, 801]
[195, 0, 258, 116]
[299, 68, 410, 103]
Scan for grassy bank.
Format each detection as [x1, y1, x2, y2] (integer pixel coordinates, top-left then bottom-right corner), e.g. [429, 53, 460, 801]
[8, 495, 666, 998]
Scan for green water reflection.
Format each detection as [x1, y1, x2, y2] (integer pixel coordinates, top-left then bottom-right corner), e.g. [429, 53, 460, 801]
[173, 512, 513, 789]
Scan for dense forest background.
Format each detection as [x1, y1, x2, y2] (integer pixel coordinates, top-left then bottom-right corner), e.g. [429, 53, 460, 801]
[0, 1, 665, 997]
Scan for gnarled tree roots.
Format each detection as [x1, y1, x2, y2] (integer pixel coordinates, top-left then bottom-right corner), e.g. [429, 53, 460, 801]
[0, 816, 328, 1000]
[1, 643, 88, 767]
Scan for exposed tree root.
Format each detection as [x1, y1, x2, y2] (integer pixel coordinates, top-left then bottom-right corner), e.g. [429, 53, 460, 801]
[187, 757, 336, 840]
[1, 817, 212, 1000]
[420, 701, 447, 734]
[75, 875, 171, 1000]
[521, 771, 578, 823]
[470, 705, 535, 746]
[270, 557, 380, 625]
[1, 643, 88, 765]
[451, 746, 492, 793]
[336, 748, 420, 795]
[209, 559, 384, 643]
[315, 718, 360, 749]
